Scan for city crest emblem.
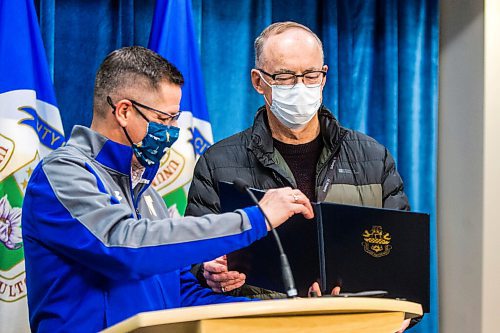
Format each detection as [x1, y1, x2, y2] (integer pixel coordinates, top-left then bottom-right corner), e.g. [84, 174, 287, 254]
[362, 226, 392, 258]
[0, 91, 65, 303]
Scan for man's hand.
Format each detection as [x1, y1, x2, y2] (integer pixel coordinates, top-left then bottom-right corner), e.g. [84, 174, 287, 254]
[259, 187, 314, 230]
[395, 319, 411, 333]
[203, 255, 246, 293]
[203, 188, 313, 293]
[308, 281, 340, 296]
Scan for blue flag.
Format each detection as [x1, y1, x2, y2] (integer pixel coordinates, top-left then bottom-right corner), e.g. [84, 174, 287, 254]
[148, 0, 213, 216]
[0, 1, 64, 332]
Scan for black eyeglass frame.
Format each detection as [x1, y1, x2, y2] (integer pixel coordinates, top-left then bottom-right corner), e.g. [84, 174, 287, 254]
[107, 96, 182, 121]
[257, 68, 327, 86]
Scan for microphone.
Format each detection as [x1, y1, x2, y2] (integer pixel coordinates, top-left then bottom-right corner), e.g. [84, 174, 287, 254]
[233, 178, 298, 298]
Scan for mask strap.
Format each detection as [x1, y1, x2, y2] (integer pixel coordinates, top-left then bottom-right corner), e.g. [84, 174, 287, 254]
[263, 94, 272, 108]
[107, 96, 148, 146]
[122, 127, 137, 146]
[258, 72, 272, 88]
[258, 72, 273, 107]
[107, 96, 150, 123]
[107, 96, 117, 114]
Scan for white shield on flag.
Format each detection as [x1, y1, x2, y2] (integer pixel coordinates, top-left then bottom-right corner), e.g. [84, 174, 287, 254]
[0, 1, 66, 331]
[149, 0, 214, 217]
[0, 90, 65, 332]
[151, 111, 213, 216]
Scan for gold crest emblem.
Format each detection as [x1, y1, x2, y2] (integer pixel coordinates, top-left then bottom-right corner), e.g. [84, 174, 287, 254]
[362, 226, 392, 258]
[151, 148, 185, 191]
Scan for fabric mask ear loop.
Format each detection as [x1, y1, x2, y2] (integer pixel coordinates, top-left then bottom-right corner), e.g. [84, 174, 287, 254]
[107, 96, 117, 114]
[122, 126, 137, 146]
[106, 96, 137, 145]
[122, 103, 152, 146]
[263, 94, 272, 108]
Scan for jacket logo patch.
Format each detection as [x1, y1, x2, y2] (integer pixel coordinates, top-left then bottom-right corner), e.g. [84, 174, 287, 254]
[338, 168, 358, 174]
[113, 191, 123, 202]
[362, 226, 392, 258]
[144, 195, 157, 217]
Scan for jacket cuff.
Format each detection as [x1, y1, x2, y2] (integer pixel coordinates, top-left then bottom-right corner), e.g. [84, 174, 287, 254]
[241, 206, 267, 239]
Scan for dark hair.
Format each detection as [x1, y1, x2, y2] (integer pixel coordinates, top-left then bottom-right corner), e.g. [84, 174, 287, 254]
[93, 46, 184, 117]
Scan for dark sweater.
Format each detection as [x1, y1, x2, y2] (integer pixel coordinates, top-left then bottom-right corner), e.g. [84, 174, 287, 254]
[273, 135, 323, 201]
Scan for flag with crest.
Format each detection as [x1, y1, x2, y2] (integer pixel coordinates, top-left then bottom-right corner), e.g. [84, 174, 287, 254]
[0, 1, 65, 331]
[148, 0, 213, 216]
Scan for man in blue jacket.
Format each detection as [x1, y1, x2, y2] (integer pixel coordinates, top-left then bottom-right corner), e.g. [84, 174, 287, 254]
[22, 46, 313, 332]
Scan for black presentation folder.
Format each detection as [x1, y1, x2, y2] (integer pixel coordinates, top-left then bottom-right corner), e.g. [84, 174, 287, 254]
[219, 181, 430, 312]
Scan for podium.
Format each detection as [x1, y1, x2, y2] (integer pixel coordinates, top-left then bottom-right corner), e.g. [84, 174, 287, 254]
[101, 298, 423, 333]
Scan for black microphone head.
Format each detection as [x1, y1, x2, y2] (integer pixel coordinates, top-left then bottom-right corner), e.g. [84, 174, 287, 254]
[233, 178, 250, 193]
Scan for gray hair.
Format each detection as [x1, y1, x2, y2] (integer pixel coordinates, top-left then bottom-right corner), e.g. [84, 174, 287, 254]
[93, 46, 184, 117]
[254, 21, 324, 67]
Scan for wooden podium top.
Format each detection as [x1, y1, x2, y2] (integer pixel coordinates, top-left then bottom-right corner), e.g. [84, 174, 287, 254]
[102, 297, 423, 333]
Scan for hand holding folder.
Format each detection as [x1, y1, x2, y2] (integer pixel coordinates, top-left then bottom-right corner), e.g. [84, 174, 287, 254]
[219, 181, 431, 312]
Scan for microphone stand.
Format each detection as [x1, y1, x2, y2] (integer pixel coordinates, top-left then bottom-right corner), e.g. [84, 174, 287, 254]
[234, 179, 298, 298]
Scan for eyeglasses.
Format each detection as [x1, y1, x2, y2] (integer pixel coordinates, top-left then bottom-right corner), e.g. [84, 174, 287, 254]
[128, 99, 182, 121]
[107, 96, 182, 121]
[257, 68, 327, 88]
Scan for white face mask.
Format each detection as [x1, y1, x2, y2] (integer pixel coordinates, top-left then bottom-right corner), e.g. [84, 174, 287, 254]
[260, 74, 322, 129]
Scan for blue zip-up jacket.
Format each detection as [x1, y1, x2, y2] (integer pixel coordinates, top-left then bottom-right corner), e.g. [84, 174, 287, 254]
[22, 126, 267, 332]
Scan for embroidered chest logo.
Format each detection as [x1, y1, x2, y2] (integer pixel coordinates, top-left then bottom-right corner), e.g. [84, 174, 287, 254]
[362, 226, 392, 258]
[113, 191, 123, 202]
[144, 195, 157, 217]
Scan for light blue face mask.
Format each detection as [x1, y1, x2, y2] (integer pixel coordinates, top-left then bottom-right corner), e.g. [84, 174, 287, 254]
[107, 97, 181, 167]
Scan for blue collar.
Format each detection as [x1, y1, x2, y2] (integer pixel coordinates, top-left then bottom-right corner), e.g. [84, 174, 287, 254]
[68, 126, 160, 183]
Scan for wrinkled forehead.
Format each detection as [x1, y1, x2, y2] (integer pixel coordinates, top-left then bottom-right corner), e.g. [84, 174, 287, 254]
[260, 28, 323, 71]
